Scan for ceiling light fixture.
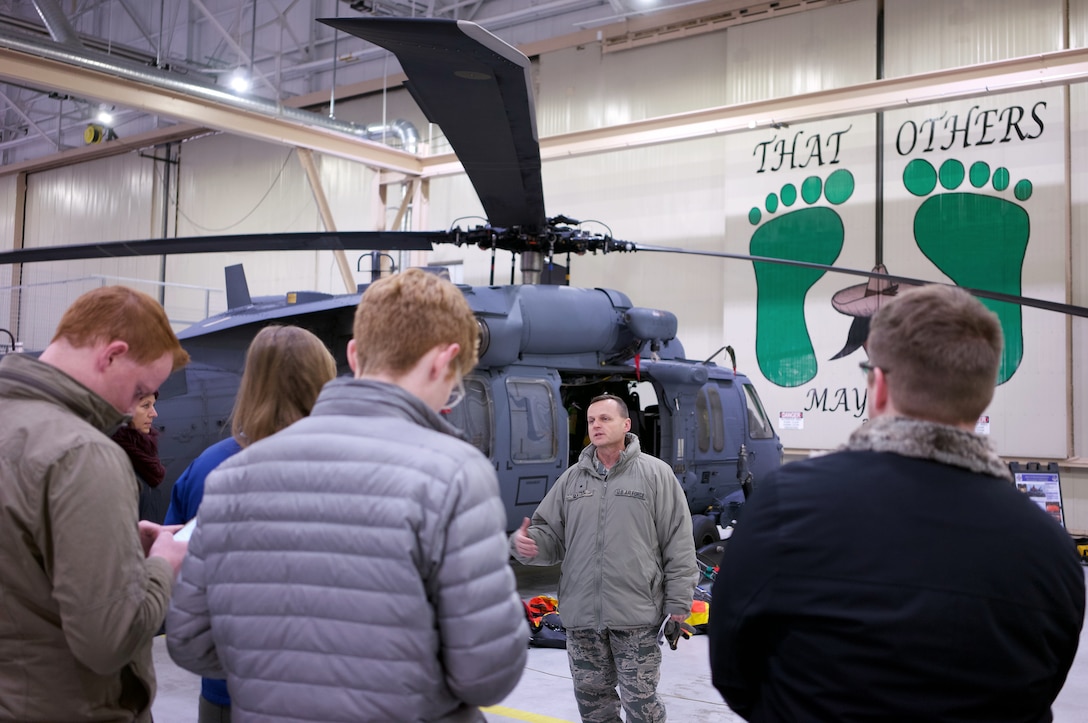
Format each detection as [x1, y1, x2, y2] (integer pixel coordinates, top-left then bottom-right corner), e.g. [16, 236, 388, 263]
[228, 69, 251, 93]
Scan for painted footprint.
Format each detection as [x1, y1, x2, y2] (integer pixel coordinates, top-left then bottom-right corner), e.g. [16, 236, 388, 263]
[904, 158, 1031, 385]
[749, 169, 852, 387]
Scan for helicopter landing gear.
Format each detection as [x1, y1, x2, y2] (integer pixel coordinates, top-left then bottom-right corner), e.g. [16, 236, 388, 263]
[691, 513, 720, 549]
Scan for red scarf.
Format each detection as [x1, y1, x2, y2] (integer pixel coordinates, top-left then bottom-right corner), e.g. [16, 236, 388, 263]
[111, 426, 166, 488]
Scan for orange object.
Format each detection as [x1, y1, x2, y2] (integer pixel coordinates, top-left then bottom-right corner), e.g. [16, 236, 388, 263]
[686, 600, 709, 628]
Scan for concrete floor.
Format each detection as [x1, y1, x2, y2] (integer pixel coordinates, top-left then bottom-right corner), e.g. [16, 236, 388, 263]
[152, 565, 1088, 723]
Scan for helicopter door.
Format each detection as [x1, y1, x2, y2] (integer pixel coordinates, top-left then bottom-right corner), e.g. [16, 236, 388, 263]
[631, 380, 663, 459]
[741, 382, 782, 489]
[441, 374, 493, 458]
[689, 381, 743, 513]
[494, 369, 567, 532]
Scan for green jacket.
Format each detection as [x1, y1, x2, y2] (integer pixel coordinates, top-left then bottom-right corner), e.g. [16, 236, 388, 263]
[512, 433, 697, 631]
[0, 353, 173, 722]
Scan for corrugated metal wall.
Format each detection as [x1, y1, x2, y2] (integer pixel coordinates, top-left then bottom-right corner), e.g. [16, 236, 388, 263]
[16, 153, 162, 350]
[725, 0, 876, 104]
[0, 173, 17, 349]
[536, 32, 730, 136]
[885, 0, 1065, 75]
[169, 134, 323, 302]
[1068, 0, 1088, 529]
[164, 133, 380, 301]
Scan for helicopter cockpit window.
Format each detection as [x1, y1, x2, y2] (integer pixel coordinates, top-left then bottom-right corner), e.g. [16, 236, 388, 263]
[707, 386, 725, 453]
[696, 386, 726, 454]
[443, 376, 492, 457]
[695, 391, 711, 453]
[743, 384, 775, 439]
[506, 378, 558, 463]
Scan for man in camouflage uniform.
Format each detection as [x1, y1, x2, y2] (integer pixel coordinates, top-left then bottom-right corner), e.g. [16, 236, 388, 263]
[512, 393, 697, 722]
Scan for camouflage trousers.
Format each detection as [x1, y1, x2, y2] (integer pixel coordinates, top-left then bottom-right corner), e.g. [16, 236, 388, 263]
[566, 625, 665, 723]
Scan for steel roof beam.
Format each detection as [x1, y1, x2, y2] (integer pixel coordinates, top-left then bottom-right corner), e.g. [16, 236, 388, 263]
[0, 44, 422, 175]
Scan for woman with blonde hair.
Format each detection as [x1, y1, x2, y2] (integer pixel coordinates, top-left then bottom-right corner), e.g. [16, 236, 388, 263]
[164, 324, 336, 723]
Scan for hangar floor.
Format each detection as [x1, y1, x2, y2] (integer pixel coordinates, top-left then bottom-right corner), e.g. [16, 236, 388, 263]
[151, 564, 1088, 723]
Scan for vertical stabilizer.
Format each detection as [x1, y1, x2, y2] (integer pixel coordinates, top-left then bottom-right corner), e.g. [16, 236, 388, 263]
[225, 264, 252, 310]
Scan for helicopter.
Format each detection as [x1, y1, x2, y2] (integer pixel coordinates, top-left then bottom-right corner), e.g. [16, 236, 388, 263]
[0, 16, 789, 547]
[3, 17, 1087, 544]
[157, 260, 779, 548]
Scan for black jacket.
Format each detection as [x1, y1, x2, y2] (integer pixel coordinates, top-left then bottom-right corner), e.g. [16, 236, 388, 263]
[709, 416, 1085, 722]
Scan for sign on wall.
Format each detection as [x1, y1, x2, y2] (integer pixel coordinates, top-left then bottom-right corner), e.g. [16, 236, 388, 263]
[724, 116, 877, 450]
[724, 88, 1068, 457]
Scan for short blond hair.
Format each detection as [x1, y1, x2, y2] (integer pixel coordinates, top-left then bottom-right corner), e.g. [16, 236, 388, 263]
[867, 284, 1002, 426]
[352, 269, 479, 377]
[232, 325, 337, 446]
[52, 286, 189, 371]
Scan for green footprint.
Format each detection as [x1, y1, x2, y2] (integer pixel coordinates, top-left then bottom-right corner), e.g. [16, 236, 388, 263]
[749, 170, 852, 387]
[905, 158, 1031, 385]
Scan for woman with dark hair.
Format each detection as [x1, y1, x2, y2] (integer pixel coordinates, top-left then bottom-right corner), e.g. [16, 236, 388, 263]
[164, 324, 337, 723]
[111, 391, 166, 522]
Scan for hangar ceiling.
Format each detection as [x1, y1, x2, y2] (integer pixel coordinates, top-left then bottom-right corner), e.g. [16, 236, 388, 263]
[0, 0, 832, 171]
[4, 0, 1088, 178]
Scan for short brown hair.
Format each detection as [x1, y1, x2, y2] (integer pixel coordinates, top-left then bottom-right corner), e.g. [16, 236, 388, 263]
[232, 325, 337, 446]
[590, 393, 629, 419]
[52, 286, 189, 371]
[866, 284, 1002, 426]
[352, 268, 479, 377]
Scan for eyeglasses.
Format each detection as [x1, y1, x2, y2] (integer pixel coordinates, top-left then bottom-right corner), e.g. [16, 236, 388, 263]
[858, 361, 889, 377]
[444, 375, 466, 411]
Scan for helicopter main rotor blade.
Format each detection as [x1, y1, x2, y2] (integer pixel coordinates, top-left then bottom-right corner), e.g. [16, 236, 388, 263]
[0, 231, 442, 265]
[634, 243, 1088, 319]
[321, 17, 546, 232]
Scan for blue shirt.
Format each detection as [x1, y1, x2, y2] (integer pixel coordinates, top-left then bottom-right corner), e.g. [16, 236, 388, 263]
[164, 435, 243, 706]
[165, 437, 242, 525]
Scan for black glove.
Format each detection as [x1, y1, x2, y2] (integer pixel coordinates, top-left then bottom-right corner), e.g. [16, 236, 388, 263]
[662, 619, 696, 650]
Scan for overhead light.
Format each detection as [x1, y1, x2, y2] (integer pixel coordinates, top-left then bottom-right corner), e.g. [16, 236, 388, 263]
[228, 69, 251, 93]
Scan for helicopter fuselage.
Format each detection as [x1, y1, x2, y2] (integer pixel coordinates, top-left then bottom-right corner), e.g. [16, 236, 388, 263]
[156, 279, 783, 539]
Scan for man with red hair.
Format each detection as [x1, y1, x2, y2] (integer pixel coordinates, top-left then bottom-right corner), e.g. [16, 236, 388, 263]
[0, 286, 190, 722]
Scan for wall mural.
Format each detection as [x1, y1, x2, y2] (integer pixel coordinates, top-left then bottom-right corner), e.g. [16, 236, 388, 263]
[747, 168, 854, 387]
[904, 157, 1032, 384]
[724, 87, 1068, 456]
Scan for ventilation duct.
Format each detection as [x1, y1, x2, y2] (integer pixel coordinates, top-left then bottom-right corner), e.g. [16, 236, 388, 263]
[30, 0, 81, 49]
[3, 14, 419, 154]
[363, 119, 419, 154]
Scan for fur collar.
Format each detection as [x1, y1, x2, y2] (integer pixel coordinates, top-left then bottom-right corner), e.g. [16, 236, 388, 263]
[842, 416, 1011, 481]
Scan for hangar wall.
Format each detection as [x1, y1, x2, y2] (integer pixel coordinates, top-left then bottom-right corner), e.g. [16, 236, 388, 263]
[165, 134, 381, 302]
[1067, 0, 1088, 535]
[2, 134, 384, 350]
[9, 153, 163, 350]
[0, 173, 15, 338]
[1, 0, 1087, 530]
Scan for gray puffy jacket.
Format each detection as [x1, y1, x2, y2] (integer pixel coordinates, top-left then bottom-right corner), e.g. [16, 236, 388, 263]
[167, 378, 527, 722]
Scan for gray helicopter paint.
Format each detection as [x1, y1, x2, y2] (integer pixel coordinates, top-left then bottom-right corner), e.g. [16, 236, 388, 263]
[0, 17, 786, 537]
[154, 276, 783, 535]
